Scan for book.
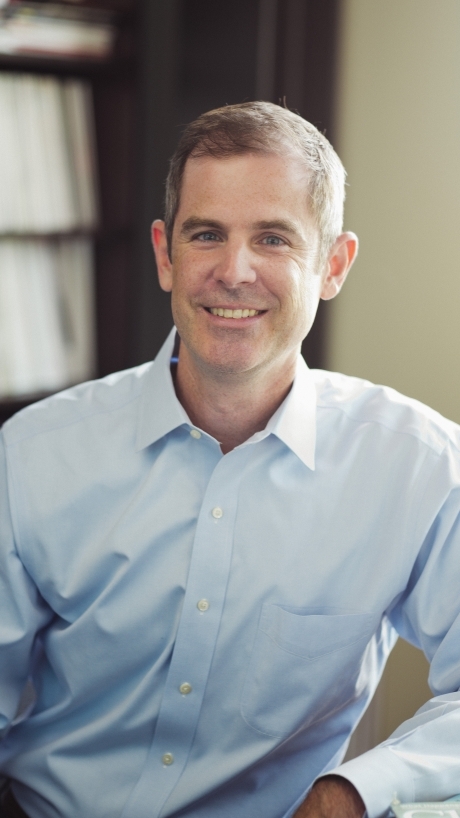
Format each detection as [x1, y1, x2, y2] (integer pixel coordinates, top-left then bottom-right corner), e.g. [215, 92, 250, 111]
[61, 79, 99, 228]
[0, 240, 35, 394]
[0, 237, 96, 397]
[0, 72, 99, 232]
[24, 237, 69, 392]
[0, 74, 28, 230]
[16, 72, 53, 231]
[54, 236, 96, 385]
[38, 73, 77, 230]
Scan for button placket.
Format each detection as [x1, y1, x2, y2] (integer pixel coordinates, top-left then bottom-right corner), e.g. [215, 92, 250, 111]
[120, 449, 250, 818]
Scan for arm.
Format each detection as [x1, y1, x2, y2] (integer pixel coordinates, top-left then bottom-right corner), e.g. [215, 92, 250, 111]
[321, 475, 460, 818]
[293, 776, 365, 818]
[0, 432, 51, 738]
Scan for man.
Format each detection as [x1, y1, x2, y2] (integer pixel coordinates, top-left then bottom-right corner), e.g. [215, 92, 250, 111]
[1, 102, 460, 818]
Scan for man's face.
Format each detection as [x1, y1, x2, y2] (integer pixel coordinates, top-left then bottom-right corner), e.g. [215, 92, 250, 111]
[154, 152, 347, 383]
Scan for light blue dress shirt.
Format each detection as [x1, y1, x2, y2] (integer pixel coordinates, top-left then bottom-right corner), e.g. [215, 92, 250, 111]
[1, 328, 460, 818]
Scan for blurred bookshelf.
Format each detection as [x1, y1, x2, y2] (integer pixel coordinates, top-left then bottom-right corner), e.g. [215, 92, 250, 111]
[0, 0, 139, 425]
[0, 0, 341, 426]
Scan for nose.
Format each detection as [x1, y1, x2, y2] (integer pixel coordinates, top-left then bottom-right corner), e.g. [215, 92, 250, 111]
[212, 242, 257, 288]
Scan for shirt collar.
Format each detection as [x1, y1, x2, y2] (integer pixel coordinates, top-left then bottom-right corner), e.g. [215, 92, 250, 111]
[240, 354, 316, 470]
[136, 328, 317, 470]
[136, 328, 190, 451]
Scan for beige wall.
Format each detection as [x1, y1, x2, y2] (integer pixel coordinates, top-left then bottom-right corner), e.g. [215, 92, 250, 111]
[330, 0, 460, 424]
[333, 0, 460, 752]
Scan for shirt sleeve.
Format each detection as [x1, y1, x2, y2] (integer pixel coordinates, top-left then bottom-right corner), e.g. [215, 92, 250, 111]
[0, 431, 52, 736]
[330, 464, 460, 818]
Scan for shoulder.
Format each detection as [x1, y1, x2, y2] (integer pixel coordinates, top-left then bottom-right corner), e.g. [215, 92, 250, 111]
[2, 362, 154, 448]
[312, 369, 460, 457]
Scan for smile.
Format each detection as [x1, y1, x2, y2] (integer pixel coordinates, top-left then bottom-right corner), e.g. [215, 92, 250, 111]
[208, 308, 261, 318]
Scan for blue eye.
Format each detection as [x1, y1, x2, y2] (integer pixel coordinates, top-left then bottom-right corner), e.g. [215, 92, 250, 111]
[262, 235, 285, 246]
[196, 232, 220, 242]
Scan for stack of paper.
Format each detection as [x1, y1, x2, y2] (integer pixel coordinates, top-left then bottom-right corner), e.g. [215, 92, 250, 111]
[0, 3, 115, 60]
[0, 237, 96, 397]
[392, 801, 460, 818]
[0, 73, 99, 232]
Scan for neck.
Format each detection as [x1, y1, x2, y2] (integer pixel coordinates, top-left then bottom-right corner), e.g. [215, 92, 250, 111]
[174, 348, 298, 453]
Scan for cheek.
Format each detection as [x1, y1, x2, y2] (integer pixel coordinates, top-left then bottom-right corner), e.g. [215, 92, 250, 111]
[169, 267, 205, 330]
[282, 268, 319, 310]
[171, 253, 212, 298]
[286, 271, 323, 334]
[169, 267, 196, 306]
[303, 275, 323, 309]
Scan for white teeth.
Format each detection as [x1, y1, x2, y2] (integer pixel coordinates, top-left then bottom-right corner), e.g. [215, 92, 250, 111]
[209, 307, 260, 318]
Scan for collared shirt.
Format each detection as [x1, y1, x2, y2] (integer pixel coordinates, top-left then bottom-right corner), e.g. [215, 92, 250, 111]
[1, 328, 460, 818]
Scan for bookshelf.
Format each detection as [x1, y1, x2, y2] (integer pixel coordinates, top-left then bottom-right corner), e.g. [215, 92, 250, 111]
[0, 0, 139, 425]
[0, 0, 340, 426]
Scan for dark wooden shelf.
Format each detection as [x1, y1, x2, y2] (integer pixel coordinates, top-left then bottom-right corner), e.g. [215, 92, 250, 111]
[0, 228, 97, 240]
[0, 51, 135, 76]
[0, 392, 55, 427]
[0, 0, 140, 417]
[27, 0, 136, 10]
[0, 226, 133, 241]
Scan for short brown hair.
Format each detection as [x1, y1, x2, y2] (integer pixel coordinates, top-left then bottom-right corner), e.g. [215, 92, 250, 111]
[164, 101, 346, 263]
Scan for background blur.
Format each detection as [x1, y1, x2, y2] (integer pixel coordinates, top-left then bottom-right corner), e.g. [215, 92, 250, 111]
[333, 0, 459, 757]
[2, 0, 460, 757]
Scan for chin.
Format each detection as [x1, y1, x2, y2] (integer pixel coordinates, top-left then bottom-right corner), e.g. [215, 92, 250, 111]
[196, 348, 262, 377]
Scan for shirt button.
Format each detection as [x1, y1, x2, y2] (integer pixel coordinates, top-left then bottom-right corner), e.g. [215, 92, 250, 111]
[190, 429, 201, 439]
[162, 753, 174, 766]
[179, 682, 192, 695]
[197, 599, 209, 612]
[212, 506, 223, 519]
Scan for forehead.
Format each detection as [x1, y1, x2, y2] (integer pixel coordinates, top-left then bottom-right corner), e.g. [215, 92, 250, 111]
[176, 151, 313, 226]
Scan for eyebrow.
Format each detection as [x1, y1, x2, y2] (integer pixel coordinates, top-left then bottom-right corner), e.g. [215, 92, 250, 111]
[179, 217, 303, 240]
[252, 219, 303, 239]
[179, 217, 224, 237]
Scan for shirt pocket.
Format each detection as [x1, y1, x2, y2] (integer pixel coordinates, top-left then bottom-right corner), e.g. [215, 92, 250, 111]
[240, 604, 377, 738]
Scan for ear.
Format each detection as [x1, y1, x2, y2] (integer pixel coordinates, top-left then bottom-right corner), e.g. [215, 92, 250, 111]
[151, 220, 173, 293]
[320, 232, 359, 301]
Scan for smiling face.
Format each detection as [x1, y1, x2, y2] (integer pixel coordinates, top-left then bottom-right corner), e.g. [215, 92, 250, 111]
[153, 151, 354, 389]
